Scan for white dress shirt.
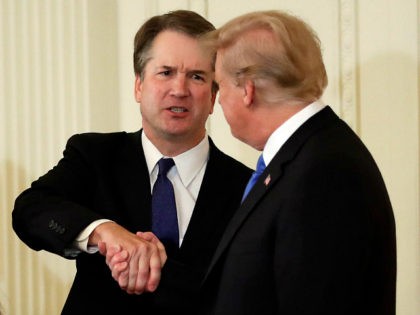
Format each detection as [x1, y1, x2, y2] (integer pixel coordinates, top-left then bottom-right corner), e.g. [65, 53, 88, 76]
[71, 132, 209, 254]
[142, 132, 209, 245]
[262, 100, 326, 165]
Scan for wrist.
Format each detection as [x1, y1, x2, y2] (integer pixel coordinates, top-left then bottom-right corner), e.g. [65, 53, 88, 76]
[88, 221, 116, 246]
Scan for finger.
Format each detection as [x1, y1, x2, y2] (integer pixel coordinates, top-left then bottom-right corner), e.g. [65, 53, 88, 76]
[154, 240, 167, 266]
[142, 234, 167, 266]
[98, 241, 107, 256]
[109, 250, 129, 269]
[133, 245, 151, 295]
[126, 248, 141, 294]
[106, 244, 122, 266]
[137, 231, 158, 243]
[137, 232, 167, 265]
[145, 250, 162, 292]
[118, 269, 129, 291]
[115, 261, 128, 272]
[111, 261, 128, 280]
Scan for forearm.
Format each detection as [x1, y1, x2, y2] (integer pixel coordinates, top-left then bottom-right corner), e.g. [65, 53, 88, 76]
[12, 186, 103, 256]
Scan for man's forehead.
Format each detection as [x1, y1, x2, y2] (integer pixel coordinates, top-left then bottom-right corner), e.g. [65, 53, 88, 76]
[214, 54, 225, 79]
[149, 31, 212, 63]
[150, 60, 212, 74]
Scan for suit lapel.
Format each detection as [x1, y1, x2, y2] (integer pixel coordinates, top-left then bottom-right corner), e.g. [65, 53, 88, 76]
[113, 130, 152, 232]
[178, 139, 247, 261]
[203, 106, 339, 282]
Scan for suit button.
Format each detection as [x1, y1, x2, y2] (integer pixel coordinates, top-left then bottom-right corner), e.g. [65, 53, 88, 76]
[49, 220, 56, 229]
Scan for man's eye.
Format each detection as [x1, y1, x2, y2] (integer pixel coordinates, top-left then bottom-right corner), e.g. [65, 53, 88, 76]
[159, 70, 171, 76]
[192, 74, 204, 81]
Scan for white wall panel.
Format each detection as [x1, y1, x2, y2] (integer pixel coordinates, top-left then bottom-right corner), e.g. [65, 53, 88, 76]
[0, 0, 118, 314]
[357, 1, 420, 314]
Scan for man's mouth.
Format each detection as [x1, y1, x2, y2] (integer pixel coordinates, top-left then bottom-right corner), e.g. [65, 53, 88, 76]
[170, 107, 187, 113]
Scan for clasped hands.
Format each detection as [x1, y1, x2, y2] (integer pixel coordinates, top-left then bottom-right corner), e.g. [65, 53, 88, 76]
[92, 222, 167, 295]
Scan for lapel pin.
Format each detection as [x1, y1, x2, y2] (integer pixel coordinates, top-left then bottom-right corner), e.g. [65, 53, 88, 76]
[264, 174, 271, 186]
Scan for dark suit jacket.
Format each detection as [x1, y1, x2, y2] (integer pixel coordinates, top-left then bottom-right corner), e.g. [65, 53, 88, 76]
[12, 130, 252, 315]
[200, 107, 396, 315]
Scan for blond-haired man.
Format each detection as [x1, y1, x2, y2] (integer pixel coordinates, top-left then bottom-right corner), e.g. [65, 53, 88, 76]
[200, 11, 396, 315]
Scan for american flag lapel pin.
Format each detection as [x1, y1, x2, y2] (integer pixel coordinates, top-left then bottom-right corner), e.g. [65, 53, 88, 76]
[264, 174, 271, 186]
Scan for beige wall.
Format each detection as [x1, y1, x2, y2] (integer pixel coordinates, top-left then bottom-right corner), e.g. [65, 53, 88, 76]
[1, 0, 419, 314]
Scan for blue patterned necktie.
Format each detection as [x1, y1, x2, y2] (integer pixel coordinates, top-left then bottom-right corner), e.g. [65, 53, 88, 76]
[242, 155, 266, 202]
[151, 158, 179, 252]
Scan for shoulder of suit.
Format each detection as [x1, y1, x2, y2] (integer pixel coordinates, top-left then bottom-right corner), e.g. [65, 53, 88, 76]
[208, 137, 253, 176]
[66, 131, 141, 153]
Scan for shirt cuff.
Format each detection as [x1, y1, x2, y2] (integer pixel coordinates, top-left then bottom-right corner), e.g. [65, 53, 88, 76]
[73, 219, 112, 253]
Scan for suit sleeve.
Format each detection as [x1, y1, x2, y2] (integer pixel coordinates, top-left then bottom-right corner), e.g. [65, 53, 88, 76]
[12, 134, 105, 258]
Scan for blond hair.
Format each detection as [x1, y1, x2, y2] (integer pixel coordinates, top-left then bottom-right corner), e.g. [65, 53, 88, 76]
[210, 11, 327, 104]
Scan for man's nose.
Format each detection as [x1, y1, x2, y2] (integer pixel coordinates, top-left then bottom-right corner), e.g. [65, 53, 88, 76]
[170, 75, 189, 97]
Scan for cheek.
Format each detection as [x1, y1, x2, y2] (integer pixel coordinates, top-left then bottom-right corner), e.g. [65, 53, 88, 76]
[218, 90, 234, 112]
[217, 89, 228, 108]
[195, 86, 212, 99]
[219, 101, 236, 125]
[195, 89, 214, 110]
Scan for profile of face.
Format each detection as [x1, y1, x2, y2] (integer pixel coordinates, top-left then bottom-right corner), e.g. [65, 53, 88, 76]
[135, 30, 215, 146]
[215, 51, 251, 146]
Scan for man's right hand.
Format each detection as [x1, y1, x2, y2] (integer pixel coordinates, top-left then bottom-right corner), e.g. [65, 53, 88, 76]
[92, 222, 166, 294]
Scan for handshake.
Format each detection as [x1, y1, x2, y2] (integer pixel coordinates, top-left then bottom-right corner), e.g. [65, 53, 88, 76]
[92, 222, 167, 295]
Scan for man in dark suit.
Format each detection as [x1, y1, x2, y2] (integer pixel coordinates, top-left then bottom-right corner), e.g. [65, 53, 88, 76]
[12, 10, 251, 315]
[200, 10, 396, 315]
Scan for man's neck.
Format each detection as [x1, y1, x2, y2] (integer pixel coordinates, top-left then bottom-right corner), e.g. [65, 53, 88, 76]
[143, 129, 206, 157]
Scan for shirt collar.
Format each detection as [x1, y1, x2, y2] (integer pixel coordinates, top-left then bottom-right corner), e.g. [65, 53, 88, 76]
[263, 100, 326, 165]
[142, 131, 210, 187]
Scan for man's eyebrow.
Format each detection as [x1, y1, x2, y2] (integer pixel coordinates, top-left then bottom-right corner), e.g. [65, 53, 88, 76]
[156, 65, 210, 76]
[158, 65, 173, 70]
[189, 69, 209, 76]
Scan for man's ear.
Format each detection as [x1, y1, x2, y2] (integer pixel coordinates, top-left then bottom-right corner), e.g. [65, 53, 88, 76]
[134, 75, 142, 103]
[243, 80, 255, 106]
[209, 91, 216, 114]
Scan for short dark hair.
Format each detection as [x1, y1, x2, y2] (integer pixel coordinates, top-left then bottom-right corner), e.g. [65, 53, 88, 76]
[133, 10, 215, 78]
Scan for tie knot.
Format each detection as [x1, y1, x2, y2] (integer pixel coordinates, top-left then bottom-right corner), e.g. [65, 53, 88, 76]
[158, 158, 175, 176]
[255, 155, 266, 175]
